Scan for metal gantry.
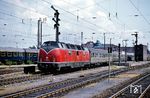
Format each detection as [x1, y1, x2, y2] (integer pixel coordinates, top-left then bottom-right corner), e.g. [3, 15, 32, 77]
[51, 5, 60, 42]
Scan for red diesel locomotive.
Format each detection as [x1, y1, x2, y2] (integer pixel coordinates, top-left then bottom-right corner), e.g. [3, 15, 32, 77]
[38, 41, 90, 72]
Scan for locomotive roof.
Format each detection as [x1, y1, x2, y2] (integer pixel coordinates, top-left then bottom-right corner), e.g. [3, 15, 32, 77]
[42, 41, 86, 50]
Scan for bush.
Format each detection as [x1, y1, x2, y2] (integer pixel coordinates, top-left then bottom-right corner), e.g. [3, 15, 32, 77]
[27, 60, 33, 64]
[12, 61, 17, 65]
[6, 60, 12, 65]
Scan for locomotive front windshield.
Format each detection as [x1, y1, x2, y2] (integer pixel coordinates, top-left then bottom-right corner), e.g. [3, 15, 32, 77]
[41, 41, 59, 52]
[42, 41, 59, 48]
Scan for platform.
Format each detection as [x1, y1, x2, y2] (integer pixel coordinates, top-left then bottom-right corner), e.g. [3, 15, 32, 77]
[113, 61, 150, 66]
[0, 64, 37, 69]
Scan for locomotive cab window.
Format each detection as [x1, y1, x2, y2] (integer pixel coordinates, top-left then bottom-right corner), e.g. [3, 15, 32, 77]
[42, 41, 59, 48]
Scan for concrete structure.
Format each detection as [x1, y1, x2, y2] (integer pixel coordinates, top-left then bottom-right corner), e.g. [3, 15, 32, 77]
[135, 44, 148, 61]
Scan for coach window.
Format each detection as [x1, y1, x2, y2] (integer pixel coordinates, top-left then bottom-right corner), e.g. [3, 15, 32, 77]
[99, 53, 101, 57]
[13, 52, 18, 57]
[28, 53, 31, 57]
[94, 53, 96, 57]
[92, 53, 94, 57]
[33, 53, 37, 57]
[101, 54, 104, 57]
[7, 52, 12, 57]
[29, 53, 32, 57]
[0, 52, 6, 57]
[98, 53, 99, 57]
[19, 53, 23, 57]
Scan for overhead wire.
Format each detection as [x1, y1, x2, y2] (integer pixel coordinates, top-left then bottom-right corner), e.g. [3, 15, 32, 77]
[128, 0, 150, 26]
[41, 0, 109, 32]
[0, 0, 106, 39]
[1, 0, 149, 46]
[0, 0, 53, 18]
[57, 0, 133, 41]
[56, 0, 132, 33]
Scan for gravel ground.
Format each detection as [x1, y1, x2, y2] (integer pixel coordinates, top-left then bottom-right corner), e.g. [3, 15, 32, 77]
[0, 65, 123, 96]
[0, 61, 149, 97]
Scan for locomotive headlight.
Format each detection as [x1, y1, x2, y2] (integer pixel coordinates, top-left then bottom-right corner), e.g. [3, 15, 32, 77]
[46, 56, 49, 61]
[40, 58, 42, 62]
[52, 57, 55, 62]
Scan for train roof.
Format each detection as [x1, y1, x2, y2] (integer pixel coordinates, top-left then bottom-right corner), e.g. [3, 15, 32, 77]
[25, 48, 39, 53]
[0, 47, 39, 53]
[89, 47, 108, 53]
[0, 47, 24, 52]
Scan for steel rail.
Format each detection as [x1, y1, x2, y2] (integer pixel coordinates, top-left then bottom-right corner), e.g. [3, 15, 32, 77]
[138, 84, 150, 98]
[109, 73, 150, 98]
[2, 63, 150, 98]
[3, 69, 125, 98]
[0, 74, 44, 86]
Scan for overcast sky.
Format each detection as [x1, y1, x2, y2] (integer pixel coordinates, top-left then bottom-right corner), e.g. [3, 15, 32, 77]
[0, 0, 150, 49]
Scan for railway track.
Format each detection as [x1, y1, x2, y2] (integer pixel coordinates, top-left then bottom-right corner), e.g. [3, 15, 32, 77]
[0, 68, 22, 75]
[0, 74, 45, 86]
[110, 73, 150, 98]
[1, 63, 150, 98]
[2, 68, 128, 98]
